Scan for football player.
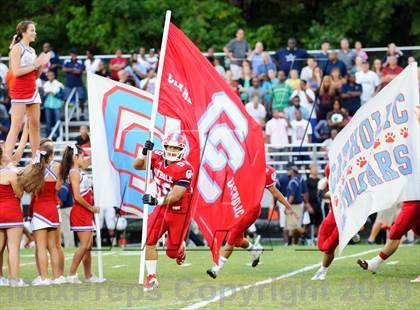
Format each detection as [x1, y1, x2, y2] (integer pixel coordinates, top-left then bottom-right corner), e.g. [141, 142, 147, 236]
[207, 165, 297, 279]
[133, 133, 194, 292]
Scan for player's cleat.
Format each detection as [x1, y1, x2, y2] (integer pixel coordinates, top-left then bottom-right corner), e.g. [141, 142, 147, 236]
[176, 241, 186, 265]
[311, 268, 327, 281]
[66, 275, 82, 284]
[144, 274, 159, 292]
[85, 274, 105, 283]
[32, 276, 51, 286]
[0, 277, 9, 286]
[9, 279, 29, 287]
[206, 268, 218, 279]
[410, 276, 420, 283]
[357, 259, 378, 273]
[250, 244, 263, 267]
[51, 276, 67, 285]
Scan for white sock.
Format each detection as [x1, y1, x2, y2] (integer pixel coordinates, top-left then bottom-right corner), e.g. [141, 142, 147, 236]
[247, 243, 256, 252]
[368, 255, 384, 269]
[145, 260, 157, 275]
[320, 266, 328, 273]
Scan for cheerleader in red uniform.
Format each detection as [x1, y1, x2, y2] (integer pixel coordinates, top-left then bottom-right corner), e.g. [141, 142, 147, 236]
[21, 139, 64, 285]
[0, 125, 29, 287]
[59, 145, 101, 284]
[4, 21, 50, 160]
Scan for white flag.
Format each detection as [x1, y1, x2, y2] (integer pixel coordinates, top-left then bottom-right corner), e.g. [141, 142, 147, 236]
[328, 63, 420, 253]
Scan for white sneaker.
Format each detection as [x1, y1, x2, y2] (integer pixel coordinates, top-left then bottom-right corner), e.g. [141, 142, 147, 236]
[32, 277, 51, 286]
[311, 267, 327, 281]
[51, 276, 67, 285]
[85, 274, 106, 283]
[9, 279, 29, 287]
[410, 276, 420, 283]
[0, 277, 9, 286]
[250, 244, 263, 267]
[66, 275, 82, 284]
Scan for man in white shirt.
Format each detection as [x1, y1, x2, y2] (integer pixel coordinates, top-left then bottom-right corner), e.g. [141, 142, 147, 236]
[265, 109, 289, 148]
[146, 48, 159, 70]
[355, 61, 381, 105]
[84, 49, 102, 74]
[140, 69, 157, 94]
[300, 56, 317, 81]
[245, 95, 266, 126]
[290, 80, 315, 114]
[289, 109, 312, 146]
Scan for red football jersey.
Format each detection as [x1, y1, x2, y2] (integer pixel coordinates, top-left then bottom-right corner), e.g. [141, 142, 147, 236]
[151, 150, 194, 211]
[265, 165, 277, 188]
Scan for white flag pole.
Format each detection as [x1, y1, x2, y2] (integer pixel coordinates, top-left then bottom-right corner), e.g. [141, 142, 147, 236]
[94, 213, 105, 281]
[139, 10, 172, 285]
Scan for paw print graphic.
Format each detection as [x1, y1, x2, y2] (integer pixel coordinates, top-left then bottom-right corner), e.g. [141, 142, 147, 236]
[333, 196, 339, 207]
[373, 138, 380, 149]
[385, 132, 396, 143]
[357, 156, 367, 168]
[400, 127, 408, 138]
[346, 166, 353, 175]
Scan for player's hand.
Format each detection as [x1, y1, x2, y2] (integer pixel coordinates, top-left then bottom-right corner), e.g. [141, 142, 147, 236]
[92, 206, 100, 214]
[143, 194, 158, 206]
[142, 140, 154, 156]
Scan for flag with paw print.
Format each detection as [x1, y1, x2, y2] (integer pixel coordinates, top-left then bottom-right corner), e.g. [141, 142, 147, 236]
[328, 63, 420, 253]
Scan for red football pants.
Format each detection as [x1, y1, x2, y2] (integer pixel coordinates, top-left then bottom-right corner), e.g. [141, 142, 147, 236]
[317, 210, 339, 255]
[389, 201, 420, 240]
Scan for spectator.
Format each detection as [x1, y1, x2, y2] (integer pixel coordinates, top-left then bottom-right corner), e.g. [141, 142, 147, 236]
[317, 76, 335, 120]
[125, 53, 146, 86]
[325, 51, 347, 77]
[341, 74, 362, 116]
[146, 48, 158, 70]
[322, 128, 338, 152]
[261, 69, 279, 105]
[63, 48, 87, 120]
[223, 29, 250, 80]
[225, 70, 240, 97]
[0, 78, 10, 140]
[381, 55, 403, 89]
[330, 68, 344, 94]
[337, 38, 356, 71]
[42, 70, 64, 140]
[289, 109, 312, 146]
[382, 43, 404, 67]
[307, 165, 322, 234]
[39, 42, 61, 81]
[238, 64, 252, 102]
[315, 119, 330, 143]
[327, 99, 348, 131]
[246, 78, 266, 104]
[84, 49, 102, 74]
[271, 70, 293, 112]
[286, 165, 308, 245]
[291, 80, 316, 116]
[250, 42, 265, 76]
[140, 69, 157, 94]
[245, 95, 266, 126]
[256, 53, 277, 78]
[273, 38, 308, 76]
[351, 56, 363, 74]
[300, 55, 317, 82]
[355, 60, 381, 105]
[213, 58, 226, 79]
[0, 55, 8, 83]
[76, 125, 90, 146]
[308, 66, 322, 92]
[110, 48, 127, 80]
[316, 40, 331, 73]
[118, 69, 129, 84]
[285, 69, 301, 90]
[354, 41, 368, 61]
[95, 62, 111, 78]
[285, 95, 310, 121]
[137, 47, 150, 70]
[206, 47, 215, 60]
[265, 109, 289, 148]
[373, 58, 383, 78]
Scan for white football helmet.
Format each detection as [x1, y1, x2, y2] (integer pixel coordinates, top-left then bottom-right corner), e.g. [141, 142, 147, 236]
[163, 132, 187, 162]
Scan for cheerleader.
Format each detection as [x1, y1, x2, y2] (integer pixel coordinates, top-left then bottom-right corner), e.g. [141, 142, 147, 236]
[60, 145, 101, 283]
[4, 20, 50, 160]
[20, 139, 65, 285]
[0, 125, 29, 287]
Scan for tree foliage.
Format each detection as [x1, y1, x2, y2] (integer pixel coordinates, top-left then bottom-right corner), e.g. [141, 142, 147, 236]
[0, 0, 418, 56]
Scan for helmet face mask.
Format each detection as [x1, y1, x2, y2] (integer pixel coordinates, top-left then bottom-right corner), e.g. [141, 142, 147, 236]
[162, 133, 187, 162]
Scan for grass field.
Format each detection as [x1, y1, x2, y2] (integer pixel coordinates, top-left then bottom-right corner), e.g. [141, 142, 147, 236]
[0, 243, 419, 309]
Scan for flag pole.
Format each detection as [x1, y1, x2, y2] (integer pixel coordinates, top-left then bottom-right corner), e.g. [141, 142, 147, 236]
[139, 10, 172, 285]
[94, 213, 105, 281]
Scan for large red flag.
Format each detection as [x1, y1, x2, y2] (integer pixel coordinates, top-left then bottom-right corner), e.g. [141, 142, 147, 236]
[158, 23, 266, 262]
